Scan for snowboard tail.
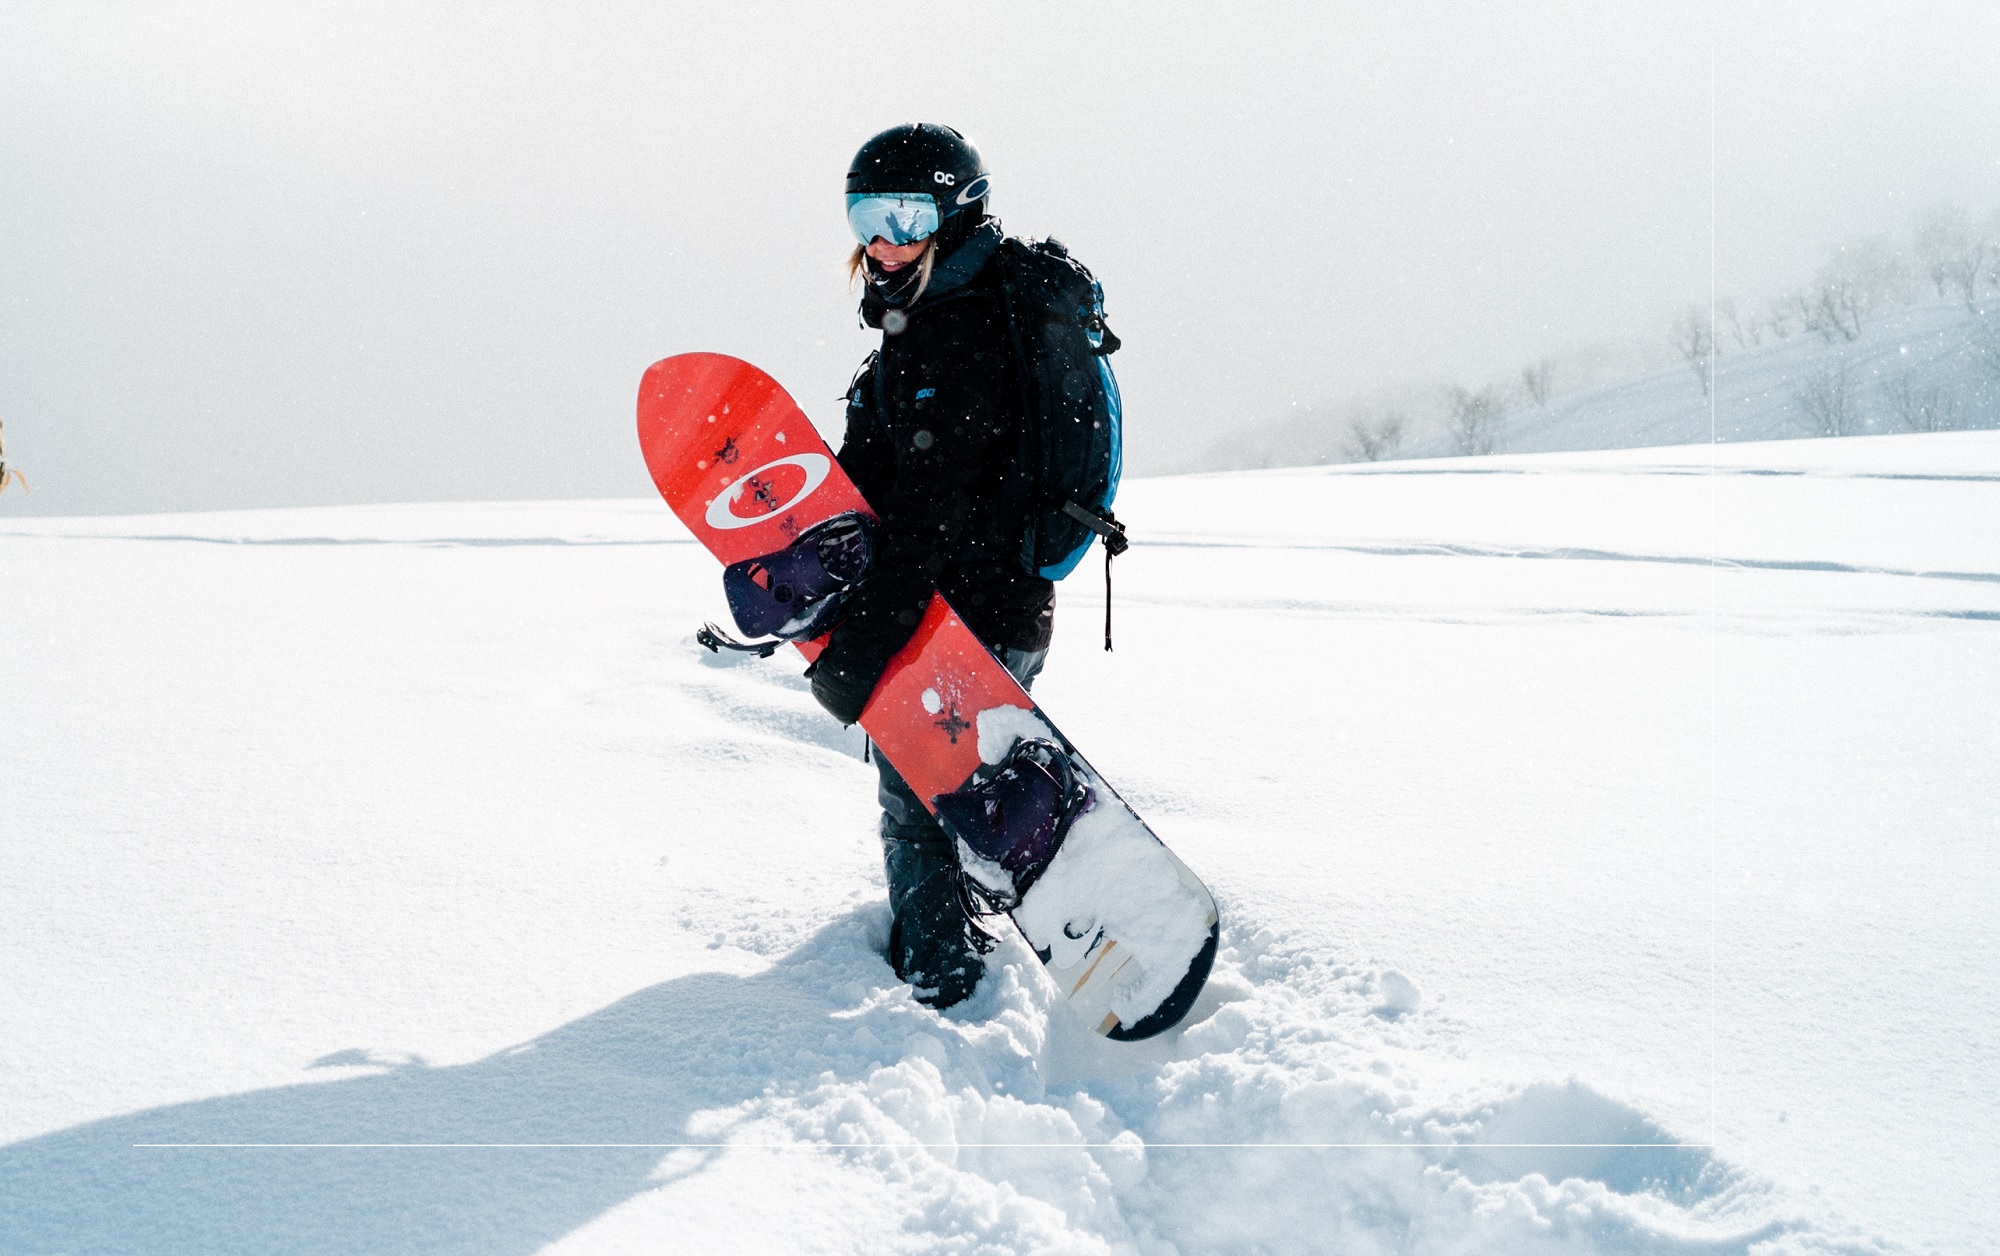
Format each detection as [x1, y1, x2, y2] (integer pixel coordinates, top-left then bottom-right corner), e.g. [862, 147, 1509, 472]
[638, 352, 1218, 1039]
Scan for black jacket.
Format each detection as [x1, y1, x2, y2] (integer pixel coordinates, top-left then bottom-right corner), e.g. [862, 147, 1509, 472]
[818, 223, 1055, 699]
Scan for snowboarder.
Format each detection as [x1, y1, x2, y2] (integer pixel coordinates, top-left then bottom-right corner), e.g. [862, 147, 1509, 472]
[0, 419, 27, 495]
[807, 124, 1055, 1009]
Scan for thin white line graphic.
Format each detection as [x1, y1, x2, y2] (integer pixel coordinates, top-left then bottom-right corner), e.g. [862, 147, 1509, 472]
[133, 1142, 1718, 1151]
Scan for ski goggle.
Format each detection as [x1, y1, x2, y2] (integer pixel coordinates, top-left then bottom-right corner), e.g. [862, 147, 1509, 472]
[845, 192, 941, 247]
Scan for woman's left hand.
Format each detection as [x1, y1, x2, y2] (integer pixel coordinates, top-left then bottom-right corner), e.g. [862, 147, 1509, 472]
[806, 656, 875, 726]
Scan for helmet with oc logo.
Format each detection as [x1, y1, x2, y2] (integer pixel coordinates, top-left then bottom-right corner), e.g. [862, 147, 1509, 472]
[845, 124, 990, 253]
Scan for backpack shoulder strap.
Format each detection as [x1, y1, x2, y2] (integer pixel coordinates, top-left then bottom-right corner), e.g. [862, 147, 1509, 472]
[994, 237, 1042, 429]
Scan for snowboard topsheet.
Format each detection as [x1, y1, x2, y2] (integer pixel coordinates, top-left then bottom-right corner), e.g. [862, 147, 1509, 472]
[638, 352, 1217, 1038]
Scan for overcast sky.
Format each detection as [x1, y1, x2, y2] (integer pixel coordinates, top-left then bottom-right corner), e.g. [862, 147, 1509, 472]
[4, 1, 1998, 516]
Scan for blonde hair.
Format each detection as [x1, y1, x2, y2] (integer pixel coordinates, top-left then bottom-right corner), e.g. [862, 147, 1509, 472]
[848, 240, 936, 307]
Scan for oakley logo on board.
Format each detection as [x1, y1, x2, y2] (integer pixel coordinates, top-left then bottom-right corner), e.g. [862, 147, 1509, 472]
[704, 453, 833, 530]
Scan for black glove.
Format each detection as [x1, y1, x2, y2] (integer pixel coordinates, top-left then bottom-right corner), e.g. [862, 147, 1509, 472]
[807, 653, 879, 726]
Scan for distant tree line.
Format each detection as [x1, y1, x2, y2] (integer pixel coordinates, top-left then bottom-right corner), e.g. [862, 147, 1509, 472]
[1668, 201, 2000, 436]
[1331, 366, 1554, 463]
[1286, 198, 2000, 468]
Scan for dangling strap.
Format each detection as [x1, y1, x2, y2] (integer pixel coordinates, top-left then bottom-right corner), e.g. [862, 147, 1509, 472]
[1104, 545, 1115, 651]
[1062, 502, 1128, 652]
[695, 623, 783, 659]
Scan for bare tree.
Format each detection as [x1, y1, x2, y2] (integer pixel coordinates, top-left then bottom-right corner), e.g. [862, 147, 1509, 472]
[1956, 232, 1992, 311]
[1444, 385, 1502, 456]
[1793, 361, 1859, 437]
[1764, 301, 1797, 342]
[1986, 210, 2000, 298]
[1671, 307, 1714, 395]
[1342, 408, 1408, 462]
[1715, 297, 1763, 350]
[1786, 287, 1834, 338]
[1519, 359, 1555, 407]
[1880, 373, 1960, 433]
[1816, 283, 1864, 342]
[1914, 203, 1965, 299]
[1971, 315, 2000, 385]
[1913, 202, 1992, 310]
[1811, 237, 1908, 341]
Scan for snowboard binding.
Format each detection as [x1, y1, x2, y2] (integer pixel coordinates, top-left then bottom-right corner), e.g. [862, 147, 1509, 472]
[934, 737, 1093, 920]
[697, 512, 877, 656]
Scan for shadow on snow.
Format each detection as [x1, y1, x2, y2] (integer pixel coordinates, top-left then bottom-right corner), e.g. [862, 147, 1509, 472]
[0, 916, 893, 1256]
[0, 913, 1783, 1254]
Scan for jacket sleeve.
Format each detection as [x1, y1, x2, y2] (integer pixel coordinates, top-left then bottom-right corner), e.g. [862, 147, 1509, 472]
[817, 310, 1011, 695]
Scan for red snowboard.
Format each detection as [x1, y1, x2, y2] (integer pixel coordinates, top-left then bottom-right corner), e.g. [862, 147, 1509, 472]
[638, 352, 1217, 1039]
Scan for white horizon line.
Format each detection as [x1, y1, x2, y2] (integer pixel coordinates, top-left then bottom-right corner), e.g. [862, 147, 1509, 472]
[133, 1141, 1718, 1151]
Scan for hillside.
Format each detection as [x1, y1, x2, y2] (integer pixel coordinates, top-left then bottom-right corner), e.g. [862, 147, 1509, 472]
[1216, 299, 2000, 470]
[1488, 299, 1999, 455]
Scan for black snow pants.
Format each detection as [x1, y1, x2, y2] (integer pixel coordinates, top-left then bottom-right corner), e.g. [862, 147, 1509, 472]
[876, 644, 1047, 1009]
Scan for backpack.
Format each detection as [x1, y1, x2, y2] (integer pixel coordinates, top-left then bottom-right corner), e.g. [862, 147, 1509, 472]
[993, 236, 1127, 588]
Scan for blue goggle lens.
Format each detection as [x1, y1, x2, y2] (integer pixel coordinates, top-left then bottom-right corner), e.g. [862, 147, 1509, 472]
[846, 193, 941, 246]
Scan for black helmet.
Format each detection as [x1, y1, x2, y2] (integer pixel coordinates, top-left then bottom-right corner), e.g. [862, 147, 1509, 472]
[847, 123, 990, 221]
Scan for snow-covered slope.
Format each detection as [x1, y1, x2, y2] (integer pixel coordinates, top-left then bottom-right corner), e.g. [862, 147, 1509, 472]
[1220, 299, 2000, 470]
[3, 433, 1995, 1254]
[1478, 300, 2000, 456]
